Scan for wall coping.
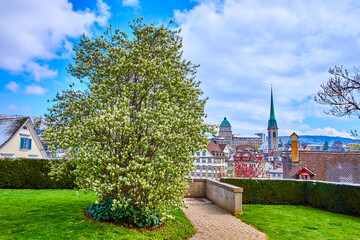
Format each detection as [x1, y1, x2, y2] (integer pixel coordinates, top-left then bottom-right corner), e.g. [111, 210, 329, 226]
[192, 178, 206, 183]
[221, 177, 360, 187]
[206, 178, 243, 193]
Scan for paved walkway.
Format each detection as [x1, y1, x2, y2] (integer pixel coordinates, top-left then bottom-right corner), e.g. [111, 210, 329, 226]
[181, 198, 267, 240]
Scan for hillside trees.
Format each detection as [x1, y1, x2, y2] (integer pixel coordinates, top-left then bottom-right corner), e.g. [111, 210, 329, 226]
[44, 18, 213, 226]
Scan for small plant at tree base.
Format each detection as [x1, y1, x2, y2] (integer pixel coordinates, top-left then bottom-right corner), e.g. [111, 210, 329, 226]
[87, 197, 161, 227]
[44, 18, 214, 227]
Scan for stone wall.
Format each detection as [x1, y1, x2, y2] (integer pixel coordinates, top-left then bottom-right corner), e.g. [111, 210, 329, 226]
[185, 178, 206, 198]
[186, 178, 243, 214]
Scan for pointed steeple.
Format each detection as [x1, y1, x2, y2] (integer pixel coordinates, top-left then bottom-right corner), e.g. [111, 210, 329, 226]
[268, 86, 278, 129]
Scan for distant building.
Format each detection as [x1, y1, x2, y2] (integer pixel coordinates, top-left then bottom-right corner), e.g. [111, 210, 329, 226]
[267, 87, 278, 152]
[218, 117, 233, 147]
[227, 145, 266, 178]
[217, 117, 263, 149]
[190, 140, 229, 179]
[269, 168, 283, 179]
[347, 143, 360, 151]
[282, 133, 360, 184]
[0, 117, 47, 158]
[305, 144, 324, 151]
[255, 133, 266, 143]
[233, 135, 262, 148]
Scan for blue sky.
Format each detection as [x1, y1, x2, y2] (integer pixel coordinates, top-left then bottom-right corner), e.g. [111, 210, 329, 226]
[1, 0, 360, 138]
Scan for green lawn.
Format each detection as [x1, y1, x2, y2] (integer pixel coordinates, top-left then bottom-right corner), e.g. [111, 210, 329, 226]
[238, 204, 360, 240]
[0, 189, 196, 239]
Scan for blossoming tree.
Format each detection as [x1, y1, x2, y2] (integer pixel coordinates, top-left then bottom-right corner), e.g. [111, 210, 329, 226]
[44, 18, 213, 226]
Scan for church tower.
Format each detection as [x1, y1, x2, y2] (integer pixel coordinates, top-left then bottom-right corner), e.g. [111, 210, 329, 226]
[219, 117, 233, 147]
[268, 87, 278, 151]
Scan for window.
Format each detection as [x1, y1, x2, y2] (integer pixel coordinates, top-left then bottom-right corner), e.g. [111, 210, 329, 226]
[20, 137, 32, 150]
[301, 175, 308, 180]
[197, 152, 200, 156]
[208, 159, 212, 163]
[273, 132, 276, 138]
[197, 158, 200, 163]
[22, 126, 27, 130]
[202, 172, 206, 177]
[202, 151, 206, 156]
[202, 158, 206, 163]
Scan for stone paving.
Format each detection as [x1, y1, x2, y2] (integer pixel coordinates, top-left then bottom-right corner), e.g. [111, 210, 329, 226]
[181, 198, 267, 240]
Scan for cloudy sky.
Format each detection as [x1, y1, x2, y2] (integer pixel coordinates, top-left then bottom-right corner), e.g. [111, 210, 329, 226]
[1, 0, 359, 138]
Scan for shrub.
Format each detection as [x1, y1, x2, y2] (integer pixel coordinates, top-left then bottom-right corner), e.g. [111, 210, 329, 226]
[221, 178, 360, 216]
[222, 178, 306, 205]
[88, 197, 161, 227]
[43, 18, 214, 227]
[0, 158, 75, 189]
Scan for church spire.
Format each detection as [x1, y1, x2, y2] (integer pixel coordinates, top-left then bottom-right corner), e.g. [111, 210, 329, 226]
[268, 86, 278, 129]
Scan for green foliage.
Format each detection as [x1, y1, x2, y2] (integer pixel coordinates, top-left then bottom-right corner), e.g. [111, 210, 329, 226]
[221, 178, 306, 205]
[221, 178, 360, 216]
[0, 158, 75, 189]
[305, 181, 360, 215]
[88, 197, 161, 227]
[44, 17, 214, 226]
[323, 141, 329, 150]
[0, 189, 196, 239]
[238, 205, 360, 240]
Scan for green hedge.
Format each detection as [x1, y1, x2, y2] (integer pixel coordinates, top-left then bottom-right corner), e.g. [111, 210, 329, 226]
[221, 178, 360, 216]
[0, 158, 75, 189]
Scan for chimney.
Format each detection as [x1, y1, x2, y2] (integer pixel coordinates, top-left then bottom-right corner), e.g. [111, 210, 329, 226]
[290, 132, 299, 163]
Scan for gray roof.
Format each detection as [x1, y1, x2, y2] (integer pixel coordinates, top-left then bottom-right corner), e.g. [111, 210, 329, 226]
[0, 117, 28, 149]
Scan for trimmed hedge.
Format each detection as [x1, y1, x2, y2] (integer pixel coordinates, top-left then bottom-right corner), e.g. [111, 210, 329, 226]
[0, 158, 75, 189]
[221, 178, 360, 216]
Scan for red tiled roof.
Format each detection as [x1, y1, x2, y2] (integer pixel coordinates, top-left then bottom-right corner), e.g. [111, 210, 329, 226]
[207, 140, 222, 153]
[218, 143, 227, 152]
[295, 167, 316, 176]
[283, 151, 360, 184]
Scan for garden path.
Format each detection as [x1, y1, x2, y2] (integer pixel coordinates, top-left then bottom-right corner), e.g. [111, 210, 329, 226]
[181, 198, 267, 240]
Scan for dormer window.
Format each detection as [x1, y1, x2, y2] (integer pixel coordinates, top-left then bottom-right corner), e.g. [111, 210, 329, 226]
[20, 137, 32, 150]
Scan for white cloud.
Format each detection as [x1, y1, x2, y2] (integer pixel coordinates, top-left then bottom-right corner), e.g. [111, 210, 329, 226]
[24, 84, 48, 95]
[0, 0, 111, 81]
[4, 104, 30, 112]
[299, 127, 355, 139]
[174, 0, 360, 135]
[122, 0, 139, 7]
[25, 62, 58, 81]
[5, 81, 20, 93]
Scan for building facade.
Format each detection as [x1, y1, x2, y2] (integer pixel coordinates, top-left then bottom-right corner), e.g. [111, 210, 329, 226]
[190, 140, 229, 179]
[217, 117, 263, 149]
[0, 117, 47, 158]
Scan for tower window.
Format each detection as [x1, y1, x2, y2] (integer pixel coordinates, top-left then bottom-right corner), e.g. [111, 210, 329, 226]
[273, 132, 276, 138]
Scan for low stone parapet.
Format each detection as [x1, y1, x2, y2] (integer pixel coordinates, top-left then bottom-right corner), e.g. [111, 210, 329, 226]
[185, 178, 206, 198]
[185, 178, 243, 214]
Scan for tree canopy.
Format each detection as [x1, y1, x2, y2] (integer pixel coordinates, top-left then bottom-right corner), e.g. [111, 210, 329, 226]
[44, 18, 213, 226]
[314, 65, 360, 118]
[323, 141, 329, 151]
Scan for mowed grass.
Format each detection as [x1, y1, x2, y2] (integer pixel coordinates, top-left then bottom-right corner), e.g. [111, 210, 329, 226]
[238, 204, 360, 240]
[0, 189, 196, 240]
